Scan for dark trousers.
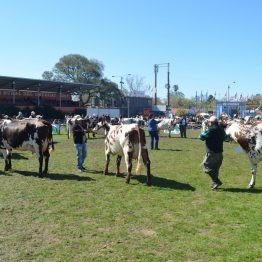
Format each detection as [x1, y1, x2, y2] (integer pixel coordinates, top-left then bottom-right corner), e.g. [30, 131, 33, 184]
[180, 125, 187, 138]
[202, 152, 223, 183]
[149, 131, 159, 149]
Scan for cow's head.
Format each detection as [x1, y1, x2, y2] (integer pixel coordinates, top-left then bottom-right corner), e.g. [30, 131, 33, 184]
[93, 121, 110, 135]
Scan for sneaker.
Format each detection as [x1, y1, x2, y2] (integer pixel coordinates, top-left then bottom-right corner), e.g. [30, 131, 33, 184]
[155, 148, 160, 150]
[81, 166, 86, 170]
[77, 169, 82, 172]
[211, 181, 223, 190]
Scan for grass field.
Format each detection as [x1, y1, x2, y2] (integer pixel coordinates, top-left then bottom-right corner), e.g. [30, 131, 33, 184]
[1, 128, 262, 261]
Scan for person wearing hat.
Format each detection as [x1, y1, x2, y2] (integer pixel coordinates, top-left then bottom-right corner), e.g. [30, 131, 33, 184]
[73, 118, 87, 172]
[16, 111, 23, 119]
[199, 115, 228, 190]
[29, 111, 36, 118]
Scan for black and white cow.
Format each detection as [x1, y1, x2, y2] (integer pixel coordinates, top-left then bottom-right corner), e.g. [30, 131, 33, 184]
[0, 118, 54, 177]
[226, 119, 262, 188]
[93, 121, 152, 185]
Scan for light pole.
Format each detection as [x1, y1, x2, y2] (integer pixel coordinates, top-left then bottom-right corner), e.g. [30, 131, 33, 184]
[153, 63, 170, 109]
[112, 74, 132, 117]
[112, 74, 131, 91]
[227, 81, 236, 116]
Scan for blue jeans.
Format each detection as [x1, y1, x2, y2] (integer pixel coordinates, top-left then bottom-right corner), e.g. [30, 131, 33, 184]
[149, 131, 159, 149]
[74, 143, 87, 169]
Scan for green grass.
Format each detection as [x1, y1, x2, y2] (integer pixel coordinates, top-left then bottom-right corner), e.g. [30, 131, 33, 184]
[1, 129, 262, 261]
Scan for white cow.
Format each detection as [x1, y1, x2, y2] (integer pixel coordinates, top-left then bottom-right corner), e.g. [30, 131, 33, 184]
[226, 119, 262, 188]
[93, 121, 151, 185]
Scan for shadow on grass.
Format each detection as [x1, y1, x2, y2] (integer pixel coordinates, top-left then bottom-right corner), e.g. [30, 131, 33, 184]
[221, 187, 262, 193]
[134, 175, 196, 191]
[12, 170, 95, 181]
[157, 148, 184, 152]
[10, 153, 29, 160]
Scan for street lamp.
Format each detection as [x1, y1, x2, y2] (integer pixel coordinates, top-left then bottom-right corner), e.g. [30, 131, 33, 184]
[153, 63, 170, 109]
[227, 81, 236, 116]
[112, 74, 131, 91]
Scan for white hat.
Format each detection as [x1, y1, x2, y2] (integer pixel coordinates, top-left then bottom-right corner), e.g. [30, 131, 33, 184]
[209, 116, 218, 122]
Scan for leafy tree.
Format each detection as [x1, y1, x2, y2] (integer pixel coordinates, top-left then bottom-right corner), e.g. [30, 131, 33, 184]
[42, 54, 123, 105]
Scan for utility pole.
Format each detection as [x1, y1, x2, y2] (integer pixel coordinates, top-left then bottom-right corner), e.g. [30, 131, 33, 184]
[167, 63, 170, 109]
[154, 64, 158, 105]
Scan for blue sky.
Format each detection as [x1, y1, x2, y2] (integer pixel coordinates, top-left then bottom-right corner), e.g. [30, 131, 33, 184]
[1, 0, 261, 100]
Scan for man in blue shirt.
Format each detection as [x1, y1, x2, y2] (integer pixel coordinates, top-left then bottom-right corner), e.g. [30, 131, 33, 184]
[179, 116, 188, 138]
[200, 116, 228, 190]
[147, 114, 159, 150]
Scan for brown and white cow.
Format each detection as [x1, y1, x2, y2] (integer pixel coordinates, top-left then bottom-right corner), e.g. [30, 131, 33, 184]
[0, 118, 54, 177]
[226, 119, 262, 188]
[66, 115, 96, 139]
[93, 121, 152, 186]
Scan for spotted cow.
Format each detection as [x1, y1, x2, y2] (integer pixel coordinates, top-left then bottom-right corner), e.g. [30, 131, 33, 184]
[66, 115, 96, 139]
[93, 121, 151, 185]
[0, 118, 54, 177]
[226, 119, 262, 188]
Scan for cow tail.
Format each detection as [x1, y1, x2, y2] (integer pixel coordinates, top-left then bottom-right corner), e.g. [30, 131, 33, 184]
[136, 126, 143, 174]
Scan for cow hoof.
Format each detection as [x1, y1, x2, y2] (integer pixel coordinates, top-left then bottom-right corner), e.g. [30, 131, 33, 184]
[115, 173, 120, 177]
[248, 184, 255, 189]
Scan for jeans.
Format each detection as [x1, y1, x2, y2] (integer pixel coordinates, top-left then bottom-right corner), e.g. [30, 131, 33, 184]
[149, 131, 159, 149]
[74, 143, 87, 169]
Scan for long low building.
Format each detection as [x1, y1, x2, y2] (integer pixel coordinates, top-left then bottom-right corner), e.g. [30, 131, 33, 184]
[0, 75, 97, 114]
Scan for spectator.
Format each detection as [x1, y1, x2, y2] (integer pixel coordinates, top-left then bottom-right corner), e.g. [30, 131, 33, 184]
[29, 111, 36, 118]
[16, 111, 23, 120]
[179, 116, 188, 138]
[73, 118, 87, 172]
[147, 113, 159, 150]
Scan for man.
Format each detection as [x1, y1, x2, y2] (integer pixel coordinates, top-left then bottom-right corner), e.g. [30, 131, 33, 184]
[29, 111, 36, 118]
[73, 118, 87, 172]
[199, 115, 227, 190]
[147, 113, 159, 150]
[179, 116, 188, 138]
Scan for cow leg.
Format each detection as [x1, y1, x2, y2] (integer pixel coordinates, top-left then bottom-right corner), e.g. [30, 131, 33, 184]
[38, 154, 43, 177]
[104, 153, 110, 175]
[1, 149, 9, 171]
[116, 155, 122, 176]
[43, 149, 50, 174]
[248, 164, 257, 189]
[142, 149, 152, 186]
[124, 152, 132, 184]
[6, 150, 12, 170]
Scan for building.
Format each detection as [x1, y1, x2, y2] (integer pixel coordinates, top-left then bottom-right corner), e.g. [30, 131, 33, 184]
[215, 101, 246, 117]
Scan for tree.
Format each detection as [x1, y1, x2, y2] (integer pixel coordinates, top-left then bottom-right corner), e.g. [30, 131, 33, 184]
[42, 54, 123, 105]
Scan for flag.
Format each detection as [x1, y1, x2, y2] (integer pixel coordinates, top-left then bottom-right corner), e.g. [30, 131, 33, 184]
[224, 91, 227, 97]
[235, 92, 237, 99]
[206, 91, 208, 101]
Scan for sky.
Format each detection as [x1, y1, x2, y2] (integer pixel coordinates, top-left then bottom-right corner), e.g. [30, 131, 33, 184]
[1, 0, 262, 101]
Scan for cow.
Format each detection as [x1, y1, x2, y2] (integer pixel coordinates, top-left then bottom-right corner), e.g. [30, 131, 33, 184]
[66, 115, 96, 139]
[93, 121, 152, 186]
[157, 118, 176, 137]
[0, 118, 54, 177]
[225, 119, 262, 188]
